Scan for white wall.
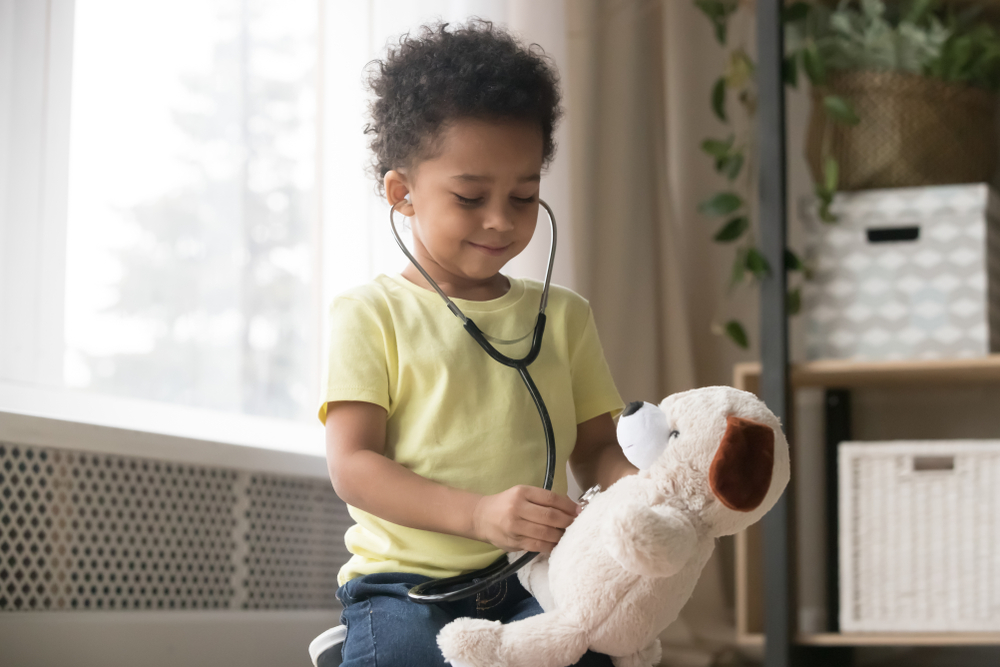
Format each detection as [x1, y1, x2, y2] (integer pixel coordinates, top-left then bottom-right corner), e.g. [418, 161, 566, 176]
[0, 611, 339, 667]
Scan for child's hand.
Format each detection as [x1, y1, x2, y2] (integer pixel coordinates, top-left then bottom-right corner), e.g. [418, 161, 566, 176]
[472, 485, 581, 554]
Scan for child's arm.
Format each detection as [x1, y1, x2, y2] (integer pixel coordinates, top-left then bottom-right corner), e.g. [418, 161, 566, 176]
[569, 412, 639, 492]
[325, 400, 581, 555]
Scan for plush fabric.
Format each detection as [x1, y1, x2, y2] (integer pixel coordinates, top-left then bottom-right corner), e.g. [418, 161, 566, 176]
[437, 386, 790, 667]
[709, 416, 775, 512]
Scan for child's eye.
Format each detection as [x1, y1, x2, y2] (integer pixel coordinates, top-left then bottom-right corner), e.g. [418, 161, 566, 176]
[454, 194, 483, 206]
[511, 195, 537, 204]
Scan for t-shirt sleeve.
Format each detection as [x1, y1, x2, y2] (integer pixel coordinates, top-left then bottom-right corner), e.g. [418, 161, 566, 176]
[317, 296, 393, 424]
[570, 308, 625, 424]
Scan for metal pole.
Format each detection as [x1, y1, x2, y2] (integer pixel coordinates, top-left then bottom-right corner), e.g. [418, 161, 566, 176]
[756, 1, 795, 665]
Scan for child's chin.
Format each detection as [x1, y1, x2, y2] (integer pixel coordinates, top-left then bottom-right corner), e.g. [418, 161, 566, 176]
[460, 260, 511, 280]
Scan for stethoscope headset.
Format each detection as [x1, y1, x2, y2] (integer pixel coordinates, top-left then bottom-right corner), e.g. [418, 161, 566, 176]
[388, 197, 559, 604]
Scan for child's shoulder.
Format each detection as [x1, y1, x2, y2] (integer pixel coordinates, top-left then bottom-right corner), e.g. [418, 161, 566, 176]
[515, 278, 593, 323]
[332, 274, 407, 302]
[515, 278, 584, 303]
[328, 275, 401, 320]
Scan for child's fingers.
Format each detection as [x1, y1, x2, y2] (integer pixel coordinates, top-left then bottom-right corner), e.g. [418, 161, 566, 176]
[519, 501, 575, 530]
[521, 486, 581, 519]
[512, 518, 566, 546]
[518, 537, 559, 555]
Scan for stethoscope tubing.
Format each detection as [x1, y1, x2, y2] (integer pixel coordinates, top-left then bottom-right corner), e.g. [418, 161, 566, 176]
[387, 198, 559, 603]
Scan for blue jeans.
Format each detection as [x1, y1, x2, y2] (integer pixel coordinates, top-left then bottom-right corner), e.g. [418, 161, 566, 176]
[336, 572, 613, 667]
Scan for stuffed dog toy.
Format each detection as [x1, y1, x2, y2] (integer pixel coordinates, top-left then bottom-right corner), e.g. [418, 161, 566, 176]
[437, 386, 790, 667]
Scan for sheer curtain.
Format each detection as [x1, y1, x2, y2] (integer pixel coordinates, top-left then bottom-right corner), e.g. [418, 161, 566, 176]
[565, 2, 738, 665]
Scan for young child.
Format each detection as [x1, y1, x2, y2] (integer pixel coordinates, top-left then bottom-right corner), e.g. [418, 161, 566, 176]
[321, 20, 638, 667]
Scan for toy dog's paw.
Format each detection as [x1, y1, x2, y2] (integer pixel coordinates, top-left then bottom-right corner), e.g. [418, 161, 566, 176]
[611, 639, 661, 667]
[437, 617, 504, 667]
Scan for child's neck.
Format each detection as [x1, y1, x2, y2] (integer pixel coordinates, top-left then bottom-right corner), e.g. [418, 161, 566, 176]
[400, 265, 511, 302]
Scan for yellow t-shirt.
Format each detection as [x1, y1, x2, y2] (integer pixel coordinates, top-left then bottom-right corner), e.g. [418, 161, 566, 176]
[319, 273, 623, 585]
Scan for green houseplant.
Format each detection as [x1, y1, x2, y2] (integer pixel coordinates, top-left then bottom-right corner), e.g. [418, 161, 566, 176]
[791, 0, 1000, 196]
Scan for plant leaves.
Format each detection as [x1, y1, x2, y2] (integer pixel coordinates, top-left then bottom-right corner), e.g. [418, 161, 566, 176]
[745, 247, 772, 278]
[722, 153, 745, 180]
[782, 2, 811, 23]
[701, 135, 735, 158]
[784, 248, 803, 272]
[824, 155, 840, 192]
[815, 185, 838, 223]
[787, 287, 802, 316]
[903, 0, 935, 25]
[823, 95, 860, 125]
[698, 192, 743, 217]
[695, 0, 738, 44]
[714, 216, 749, 242]
[802, 42, 826, 85]
[714, 20, 727, 45]
[712, 77, 727, 122]
[730, 247, 748, 286]
[725, 320, 750, 349]
[726, 49, 755, 89]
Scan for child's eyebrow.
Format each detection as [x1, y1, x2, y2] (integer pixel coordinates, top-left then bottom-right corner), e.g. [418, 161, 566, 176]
[452, 173, 541, 183]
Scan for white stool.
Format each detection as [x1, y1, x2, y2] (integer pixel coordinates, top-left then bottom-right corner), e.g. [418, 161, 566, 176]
[309, 625, 346, 667]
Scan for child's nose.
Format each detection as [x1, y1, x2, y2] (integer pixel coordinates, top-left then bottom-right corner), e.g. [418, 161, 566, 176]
[483, 206, 516, 232]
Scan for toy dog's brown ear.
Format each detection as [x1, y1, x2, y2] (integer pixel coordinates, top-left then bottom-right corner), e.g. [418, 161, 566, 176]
[709, 415, 775, 512]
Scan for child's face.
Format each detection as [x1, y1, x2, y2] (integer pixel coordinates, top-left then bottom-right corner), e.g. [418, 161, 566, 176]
[386, 118, 544, 290]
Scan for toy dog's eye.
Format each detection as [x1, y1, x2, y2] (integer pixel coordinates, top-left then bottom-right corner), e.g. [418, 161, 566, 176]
[668, 430, 680, 440]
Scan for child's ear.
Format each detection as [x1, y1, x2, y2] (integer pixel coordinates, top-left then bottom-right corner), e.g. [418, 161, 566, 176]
[384, 170, 415, 217]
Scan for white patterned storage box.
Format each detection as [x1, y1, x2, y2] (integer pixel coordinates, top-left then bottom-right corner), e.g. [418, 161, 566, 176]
[802, 184, 1000, 361]
[838, 441, 1000, 632]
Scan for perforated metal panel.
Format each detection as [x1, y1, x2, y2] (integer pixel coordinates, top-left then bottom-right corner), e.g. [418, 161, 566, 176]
[240, 474, 345, 609]
[0, 443, 349, 612]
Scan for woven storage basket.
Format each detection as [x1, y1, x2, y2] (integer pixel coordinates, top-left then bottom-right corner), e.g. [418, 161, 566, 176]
[806, 70, 998, 191]
[839, 440, 1000, 632]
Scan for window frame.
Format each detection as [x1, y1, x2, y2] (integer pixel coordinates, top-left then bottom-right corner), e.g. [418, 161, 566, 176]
[0, 0, 74, 388]
[0, 379, 325, 471]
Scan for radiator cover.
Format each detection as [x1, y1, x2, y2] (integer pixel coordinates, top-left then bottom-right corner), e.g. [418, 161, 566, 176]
[0, 442, 351, 613]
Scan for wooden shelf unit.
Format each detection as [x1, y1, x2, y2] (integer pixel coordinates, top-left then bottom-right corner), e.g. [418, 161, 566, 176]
[737, 632, 1000, 649]
[732, 355, 1000, 649]
[734, 355, 1000, 393]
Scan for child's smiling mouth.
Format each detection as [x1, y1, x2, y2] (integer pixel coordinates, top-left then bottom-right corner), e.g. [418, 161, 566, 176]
[467, 241, 511, 256]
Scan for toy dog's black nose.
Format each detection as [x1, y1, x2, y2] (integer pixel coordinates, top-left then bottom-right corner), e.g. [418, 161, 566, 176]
[622, 401, 644, 417]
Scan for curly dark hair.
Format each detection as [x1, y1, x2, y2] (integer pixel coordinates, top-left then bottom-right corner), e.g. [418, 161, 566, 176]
[364, 19, 563, 194]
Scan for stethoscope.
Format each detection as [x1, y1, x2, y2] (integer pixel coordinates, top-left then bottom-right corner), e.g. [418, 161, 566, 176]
[387, 197, 558, 604]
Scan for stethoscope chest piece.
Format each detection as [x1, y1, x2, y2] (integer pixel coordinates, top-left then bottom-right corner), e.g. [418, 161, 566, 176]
[578, 484, 602, 509]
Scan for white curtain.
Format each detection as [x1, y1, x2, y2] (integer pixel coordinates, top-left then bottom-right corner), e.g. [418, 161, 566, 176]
[565, 2, 741, 665]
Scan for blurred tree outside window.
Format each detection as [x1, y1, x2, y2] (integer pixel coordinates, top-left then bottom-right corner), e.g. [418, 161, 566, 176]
[64, 0, 317, 421]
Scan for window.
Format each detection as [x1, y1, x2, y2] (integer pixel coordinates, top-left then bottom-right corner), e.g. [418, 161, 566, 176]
[64, 0, 318, 422]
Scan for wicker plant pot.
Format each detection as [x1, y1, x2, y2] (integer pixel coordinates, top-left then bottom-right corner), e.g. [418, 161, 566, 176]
[806, 69, 999, 191]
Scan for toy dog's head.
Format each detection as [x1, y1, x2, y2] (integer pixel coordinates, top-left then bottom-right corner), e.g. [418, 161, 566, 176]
[617, 386, 790, 537]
